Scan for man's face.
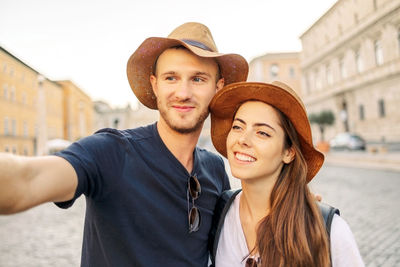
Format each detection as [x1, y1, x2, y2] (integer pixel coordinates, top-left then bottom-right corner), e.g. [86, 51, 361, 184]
[150, 48, 224, 134]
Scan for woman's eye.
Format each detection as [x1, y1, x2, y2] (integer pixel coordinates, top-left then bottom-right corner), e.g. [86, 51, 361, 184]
[232, 125, 241, 130]
[165, 76, 176, 81]
[258, 131, 271, 137]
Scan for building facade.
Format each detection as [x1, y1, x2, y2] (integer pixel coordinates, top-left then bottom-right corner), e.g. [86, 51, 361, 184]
[0, 46, 94, 155]
[300, 0, 400, 145]
[248, 52, 302, 95]
[94, 101, 158, 131]
[57, 80, 94, 141]
[0, 47, 64, 156]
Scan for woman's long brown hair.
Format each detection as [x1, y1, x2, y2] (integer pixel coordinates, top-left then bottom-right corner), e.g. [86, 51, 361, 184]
[255, 108, 330, 267]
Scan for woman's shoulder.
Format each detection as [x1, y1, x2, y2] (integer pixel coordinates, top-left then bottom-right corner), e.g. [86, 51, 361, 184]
[330, 215, 365, 267]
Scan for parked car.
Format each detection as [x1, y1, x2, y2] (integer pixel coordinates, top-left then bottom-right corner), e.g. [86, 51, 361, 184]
[329, 133, 366, 151]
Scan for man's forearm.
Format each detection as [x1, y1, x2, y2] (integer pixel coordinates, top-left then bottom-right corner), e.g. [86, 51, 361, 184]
[0, 153, 31, 214]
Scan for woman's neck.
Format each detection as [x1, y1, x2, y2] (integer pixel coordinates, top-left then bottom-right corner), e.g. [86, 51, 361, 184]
[239, 176, 277, 254]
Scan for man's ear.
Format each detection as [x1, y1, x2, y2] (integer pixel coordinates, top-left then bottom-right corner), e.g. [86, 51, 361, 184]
[283, 147, 295, 164]
[216, 78, 224, 92]
[150, 75, 158, 97]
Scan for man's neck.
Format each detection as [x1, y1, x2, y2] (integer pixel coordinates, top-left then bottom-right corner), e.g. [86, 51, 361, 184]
[156, 120, 202, 173]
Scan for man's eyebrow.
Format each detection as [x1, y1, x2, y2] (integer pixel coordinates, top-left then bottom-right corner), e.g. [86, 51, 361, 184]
[234, 117, 276, 132]
[160, 71, 176, 76]
[194, 71, 212, 77]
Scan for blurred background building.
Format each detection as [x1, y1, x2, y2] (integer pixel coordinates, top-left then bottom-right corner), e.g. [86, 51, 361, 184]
[299, 0, 400, 148]
[248, 0, 400, 150]
[2, 0, 400, 155]
[0, 46, 158, 156]
[248, 52, 302, 95]
[93, 101, 157, 131]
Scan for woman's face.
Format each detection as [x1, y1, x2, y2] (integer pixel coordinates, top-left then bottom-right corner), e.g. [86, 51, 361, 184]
[226, 101, 293, 182]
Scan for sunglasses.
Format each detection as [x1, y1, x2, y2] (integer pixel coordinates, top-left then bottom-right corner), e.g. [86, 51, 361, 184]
[187, 175, 201, 233]
[245, 257, 260, 267]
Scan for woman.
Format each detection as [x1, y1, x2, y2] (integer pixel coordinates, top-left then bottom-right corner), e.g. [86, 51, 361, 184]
[209, 81, 364, 267]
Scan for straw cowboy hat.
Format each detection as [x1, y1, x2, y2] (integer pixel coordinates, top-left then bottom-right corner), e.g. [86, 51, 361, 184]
[209, 81, 324, 182]
[126, 22, 249, 109]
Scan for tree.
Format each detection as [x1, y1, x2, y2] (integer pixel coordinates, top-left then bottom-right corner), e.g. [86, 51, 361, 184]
[309, 110, 335, 142]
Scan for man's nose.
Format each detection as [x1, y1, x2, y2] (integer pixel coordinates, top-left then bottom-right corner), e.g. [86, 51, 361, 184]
[175, 81, 192, 100]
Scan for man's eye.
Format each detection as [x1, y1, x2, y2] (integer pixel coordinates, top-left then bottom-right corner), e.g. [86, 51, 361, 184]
[193, 77, 204, 82]
[166, 76, 175, 81]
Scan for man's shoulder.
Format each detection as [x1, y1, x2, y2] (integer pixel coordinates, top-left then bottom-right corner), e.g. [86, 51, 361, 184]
[196, 146, 225, 169]
[94, 123, 156, 141]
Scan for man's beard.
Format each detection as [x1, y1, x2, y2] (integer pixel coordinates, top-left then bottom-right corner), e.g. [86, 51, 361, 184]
[157, 99, 209, 134]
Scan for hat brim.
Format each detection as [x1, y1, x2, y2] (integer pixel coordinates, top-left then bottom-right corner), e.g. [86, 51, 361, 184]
[210, 82, 324, 182]
[127, 37, 248, 109]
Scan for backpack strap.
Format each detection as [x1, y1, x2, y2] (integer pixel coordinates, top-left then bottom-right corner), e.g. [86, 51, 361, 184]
[209, 189, 241, 267]
[317, 202, 340, 237]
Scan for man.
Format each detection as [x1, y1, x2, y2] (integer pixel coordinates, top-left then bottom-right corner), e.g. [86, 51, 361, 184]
[0, 22, 248, 266]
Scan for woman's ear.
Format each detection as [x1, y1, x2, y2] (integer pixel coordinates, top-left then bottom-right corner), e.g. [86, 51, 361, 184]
[283, 147, 295, 164]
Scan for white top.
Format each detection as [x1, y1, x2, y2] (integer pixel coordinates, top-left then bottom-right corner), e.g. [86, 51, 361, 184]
[215, 192, 365, 267]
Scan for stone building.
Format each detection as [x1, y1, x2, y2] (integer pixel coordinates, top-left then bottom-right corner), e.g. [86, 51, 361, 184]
[57, 80, 94, 141]
[93, 101, 158, 131]
[0, 46, 63, 156]
[0, 46, 94, 155]
[248, 52, 302, 95]
[300, 0, 400, 146]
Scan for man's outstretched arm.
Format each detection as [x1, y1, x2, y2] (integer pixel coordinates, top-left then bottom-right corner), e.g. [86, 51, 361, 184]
[0, 153, 77, 214]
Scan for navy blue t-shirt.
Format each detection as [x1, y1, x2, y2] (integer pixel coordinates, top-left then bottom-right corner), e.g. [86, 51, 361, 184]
[55, 123, 230, 267]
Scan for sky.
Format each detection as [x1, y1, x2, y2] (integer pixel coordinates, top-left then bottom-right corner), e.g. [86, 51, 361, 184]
[0, 0, 337, 108]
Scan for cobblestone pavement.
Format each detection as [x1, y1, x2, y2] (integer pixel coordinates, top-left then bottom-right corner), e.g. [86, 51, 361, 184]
[310, 164, 400, 267]
[0, 164, 399, 266]
[0, 198, 85, 267]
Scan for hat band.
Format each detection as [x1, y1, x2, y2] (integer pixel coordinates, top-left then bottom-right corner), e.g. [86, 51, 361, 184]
[182, 39, 213, 52]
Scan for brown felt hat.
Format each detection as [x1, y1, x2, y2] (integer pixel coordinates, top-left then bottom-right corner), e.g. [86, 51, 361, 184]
[126, 22, 249, 109]
[210, 81, 324, 182]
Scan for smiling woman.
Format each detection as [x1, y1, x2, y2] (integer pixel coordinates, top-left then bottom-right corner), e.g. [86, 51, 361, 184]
[209, 81, 364, 267]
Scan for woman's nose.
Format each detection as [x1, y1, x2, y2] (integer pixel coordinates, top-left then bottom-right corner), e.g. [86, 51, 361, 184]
[238, 131, 251, 147]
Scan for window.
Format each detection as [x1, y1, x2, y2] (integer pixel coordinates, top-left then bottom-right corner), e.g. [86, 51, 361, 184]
[355, 48, 363, 73]
[359, 105, 365, 120]
[2, 63, 7, 74]
[10, 86, 16, 102]
[3, 84, 8, 99]
[270, 64, 279, 78]
[339, 57, 347, 79]
[315, 69, 322, 90]
[305, 74, 311, 94]
[23, 121, 28, 137]
[4, 117, 9, 135]
[289, 67, 295, 78]
[22, 92, 27, 105]
[374, 39, 383, 66]
[11, 119, 16, 136]
[398, 27, 400, 53]
[378, 99, 385, 117]
[326, 64, 333, 85]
